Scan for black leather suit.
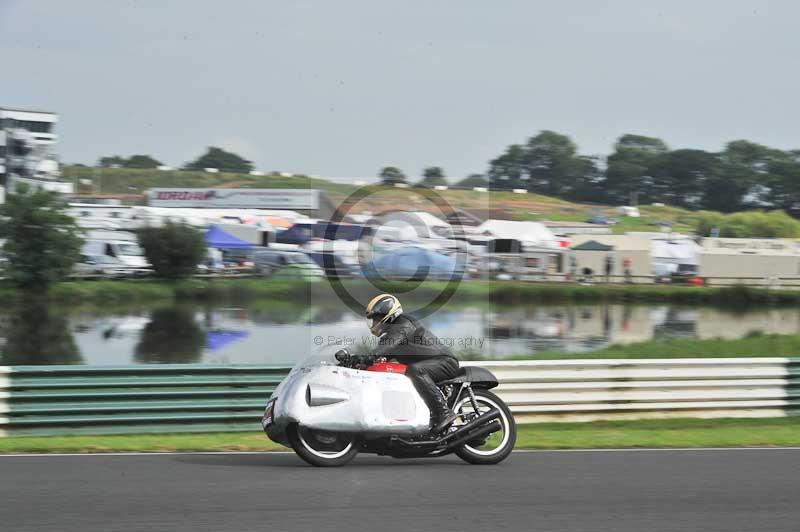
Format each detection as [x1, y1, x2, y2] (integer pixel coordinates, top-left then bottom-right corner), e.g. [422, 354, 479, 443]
[370, 314, 460, 421]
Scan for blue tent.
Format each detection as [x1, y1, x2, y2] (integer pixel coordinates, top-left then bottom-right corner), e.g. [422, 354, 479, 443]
[204, 225, 253, 249]
[363, 247, 464, 281]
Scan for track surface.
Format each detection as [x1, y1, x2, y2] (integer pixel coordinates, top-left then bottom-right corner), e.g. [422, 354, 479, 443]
[1, 449, 799, 532]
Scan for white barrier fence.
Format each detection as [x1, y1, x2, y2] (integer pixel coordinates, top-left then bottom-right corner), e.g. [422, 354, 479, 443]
[1, 358, 797, 435]
[466, 358, 796, 423]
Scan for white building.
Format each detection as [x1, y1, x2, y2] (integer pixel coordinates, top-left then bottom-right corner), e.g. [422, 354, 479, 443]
[542, 220, 612, 237]
[476, 220, 559, 248]
[0, 106, 72, 197]
[698, 238, 800, 286]
[569, 235, 653, 282]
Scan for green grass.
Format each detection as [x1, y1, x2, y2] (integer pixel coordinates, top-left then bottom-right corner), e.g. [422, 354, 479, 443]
[48, 280, 175, 303]
[6, 278, 800, 307]
[441, 280, 800, 306]
[62, 166, 352, 197]
[61, 166, 704, 230]
[513, 417, 800, 449]
[3, 417, 800, 453]
[520, 331, 800, 359]
[0, 432, 285, 453]
[330, 280, 800, 307]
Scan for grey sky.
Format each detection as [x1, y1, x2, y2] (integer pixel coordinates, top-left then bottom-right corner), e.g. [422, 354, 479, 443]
[2, 1, 799, 183]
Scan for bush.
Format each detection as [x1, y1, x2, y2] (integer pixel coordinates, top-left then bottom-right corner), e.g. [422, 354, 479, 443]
[0, 185, 83, 292]
[694, 210, 800, 238]
[138, 222, 207, 279]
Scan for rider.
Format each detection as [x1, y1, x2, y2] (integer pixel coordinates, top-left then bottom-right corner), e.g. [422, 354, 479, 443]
[365, 294, 460, 434]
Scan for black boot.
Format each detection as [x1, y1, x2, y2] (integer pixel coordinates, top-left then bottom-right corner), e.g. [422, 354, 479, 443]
[417, 374, 458, 435]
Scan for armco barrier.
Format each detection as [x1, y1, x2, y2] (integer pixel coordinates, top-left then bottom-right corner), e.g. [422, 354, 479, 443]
[470, 358, 797, 423]
[0, 358, 798, 436]
[0, 365, 290, 437]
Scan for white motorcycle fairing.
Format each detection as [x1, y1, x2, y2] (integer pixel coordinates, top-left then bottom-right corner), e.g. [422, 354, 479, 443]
[265, 364, 431, 446]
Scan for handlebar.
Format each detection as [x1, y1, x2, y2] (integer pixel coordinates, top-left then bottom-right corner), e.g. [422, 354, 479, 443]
[333, 349, 380, 369]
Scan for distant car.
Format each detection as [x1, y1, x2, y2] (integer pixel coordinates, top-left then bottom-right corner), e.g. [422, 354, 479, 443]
[671, 264, 701, 284]
[585, 214, 612, 225]
[275, 222, 370, 246]
[303, 251, 360, 278]
[223, 248, 256, 268]
[362, 247, 465, 281]
[253, 250, 324, 279]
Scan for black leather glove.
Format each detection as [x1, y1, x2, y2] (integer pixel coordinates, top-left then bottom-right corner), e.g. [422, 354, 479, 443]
[334, 349, 351, 365]
[351, 354, 376, 368]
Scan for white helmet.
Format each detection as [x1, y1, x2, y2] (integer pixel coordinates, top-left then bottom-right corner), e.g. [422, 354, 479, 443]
[365, 294, 403, 336]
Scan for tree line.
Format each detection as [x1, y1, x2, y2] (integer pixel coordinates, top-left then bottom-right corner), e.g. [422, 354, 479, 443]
[378, 166, 488, 188]
[94, 132, 800, 215]
[379, 132, 800, 213]
[97, 147, 254, 173]
[487, 131, 800, 213]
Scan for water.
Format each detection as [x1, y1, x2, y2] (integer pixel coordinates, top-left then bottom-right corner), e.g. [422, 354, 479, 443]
[2, 301, 799, 365]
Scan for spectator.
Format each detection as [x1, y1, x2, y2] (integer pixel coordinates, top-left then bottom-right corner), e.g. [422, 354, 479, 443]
[623, 257, 632, 283]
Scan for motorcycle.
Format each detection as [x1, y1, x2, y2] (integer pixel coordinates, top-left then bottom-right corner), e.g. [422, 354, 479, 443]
[262, 350, 516, 467]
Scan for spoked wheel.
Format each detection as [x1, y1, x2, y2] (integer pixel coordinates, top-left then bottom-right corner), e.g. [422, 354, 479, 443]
[452, 389, 516, 465]
[287, 424, 360, 467]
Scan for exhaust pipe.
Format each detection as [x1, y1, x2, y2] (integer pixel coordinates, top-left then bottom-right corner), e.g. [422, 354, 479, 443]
[443, 419, 502, 451]
[441, 408, 500, 443]
[392, 408, 501, 449]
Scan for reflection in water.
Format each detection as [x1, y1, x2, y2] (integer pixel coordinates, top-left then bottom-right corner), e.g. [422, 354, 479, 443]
[4, 301, 800, 366]
[246, 305, 348, 325]
[478, 304, 703, 355]
[652, 307, 698, 340]
[0, 301, 82, 365]
[134, 307, 207, 363]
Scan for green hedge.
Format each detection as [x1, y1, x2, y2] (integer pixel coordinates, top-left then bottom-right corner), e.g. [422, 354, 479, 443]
[3, 278, 800, 307]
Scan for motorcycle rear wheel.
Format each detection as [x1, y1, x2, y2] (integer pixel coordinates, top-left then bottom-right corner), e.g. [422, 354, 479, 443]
[287, 424, 361, 467]
[453, 389, 516, 465]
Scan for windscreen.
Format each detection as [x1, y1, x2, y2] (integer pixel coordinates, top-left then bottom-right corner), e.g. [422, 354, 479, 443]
[116, 243, 144, 256]
[290, 351, 338, 373]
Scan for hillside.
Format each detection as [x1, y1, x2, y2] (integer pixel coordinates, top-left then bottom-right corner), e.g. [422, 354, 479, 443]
[61, 165, 704, 234]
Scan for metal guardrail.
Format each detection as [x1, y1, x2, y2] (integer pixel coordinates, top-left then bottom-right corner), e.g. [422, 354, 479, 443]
[0, 358, 798, 436]
[470, 359, 799, 423]
[0, 365, 290, 437]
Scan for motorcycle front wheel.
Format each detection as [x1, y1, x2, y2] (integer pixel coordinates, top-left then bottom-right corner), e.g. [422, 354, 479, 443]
[452, 389, 516, 465]
[287, 424, 361, 467]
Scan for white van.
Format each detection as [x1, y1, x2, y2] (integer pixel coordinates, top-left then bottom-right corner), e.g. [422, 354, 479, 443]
[82, 238, 150, 269]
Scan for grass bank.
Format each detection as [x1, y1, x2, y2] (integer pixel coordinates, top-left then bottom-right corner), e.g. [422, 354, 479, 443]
[60, 166, 706, 233]
[10, 278, 800, 306]
[518, 331, 800, 359]
[3, 417, 800, 453]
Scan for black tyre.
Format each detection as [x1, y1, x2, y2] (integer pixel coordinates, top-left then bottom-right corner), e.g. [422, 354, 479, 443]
[453, 389, 516, 465]
[286, 424, 360, 467]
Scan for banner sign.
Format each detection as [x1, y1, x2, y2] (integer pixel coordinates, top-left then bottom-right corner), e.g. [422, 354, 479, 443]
[701, 237, 800, 254]
[146, 188, 320, 210]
